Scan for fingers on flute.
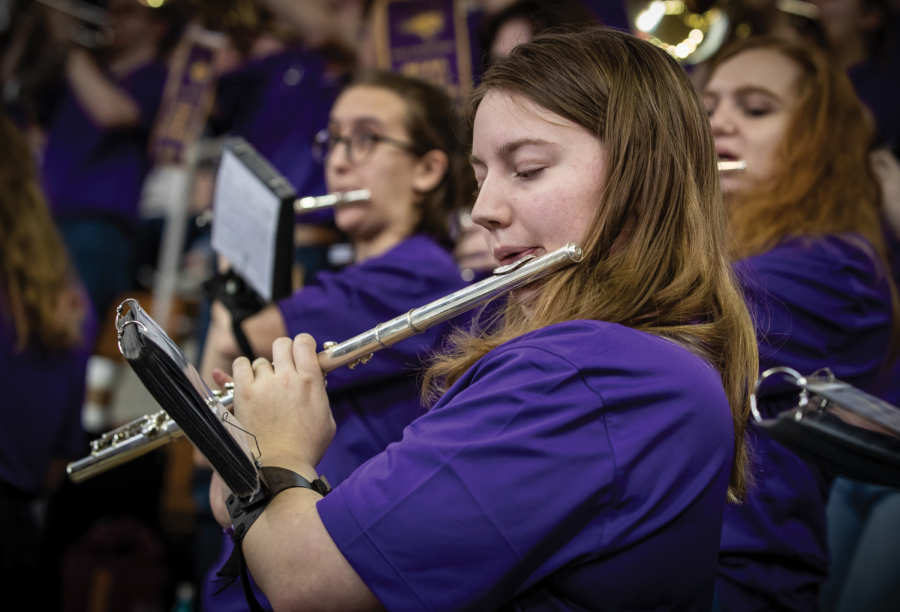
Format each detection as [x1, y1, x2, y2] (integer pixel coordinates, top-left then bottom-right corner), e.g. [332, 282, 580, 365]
[211, 368, 233, 388]
[292, 334, 322, 384]
[232, 356, 254, 385]
[251, 356, 274, 378]
[271, 337, 294, 373]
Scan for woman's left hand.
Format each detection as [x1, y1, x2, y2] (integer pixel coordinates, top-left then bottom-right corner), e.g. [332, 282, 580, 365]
[232, 334, 335, 477]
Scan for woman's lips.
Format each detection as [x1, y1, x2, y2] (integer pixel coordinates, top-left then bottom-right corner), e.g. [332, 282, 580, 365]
[495, 247, 538, 266]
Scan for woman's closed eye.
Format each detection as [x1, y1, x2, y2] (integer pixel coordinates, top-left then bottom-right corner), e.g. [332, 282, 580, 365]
[738, 95, 777, 118]
[743, 106, 773, 118]
[514, 167, 545, 180]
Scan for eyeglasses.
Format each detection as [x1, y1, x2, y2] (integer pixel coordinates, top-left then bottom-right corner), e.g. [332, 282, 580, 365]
[312, 128, 419, 165]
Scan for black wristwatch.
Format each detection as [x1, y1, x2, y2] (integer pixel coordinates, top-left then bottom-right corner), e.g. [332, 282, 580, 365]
[216, 466, 331, 612]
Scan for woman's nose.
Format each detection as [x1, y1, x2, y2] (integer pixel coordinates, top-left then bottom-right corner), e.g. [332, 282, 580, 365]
[470, 177, 512, 231]
[326, 141, 353, 176]
[709, 103, 738, 137]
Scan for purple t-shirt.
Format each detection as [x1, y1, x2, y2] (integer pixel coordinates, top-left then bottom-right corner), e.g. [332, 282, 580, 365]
[318, 320, 735, 611]
[40, 61, 167, 222]
[719, 235, 894, 612]
[213, 46, 342, 200]
[204, 235, 468, 611]
[0, 297, 95, 494]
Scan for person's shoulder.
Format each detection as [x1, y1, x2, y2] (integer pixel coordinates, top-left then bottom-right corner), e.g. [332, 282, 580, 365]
[736, 234, 888, 297]
[740, 234, 878, 275]
[487, 320, 717, 383]
[360, 235, 462, 282]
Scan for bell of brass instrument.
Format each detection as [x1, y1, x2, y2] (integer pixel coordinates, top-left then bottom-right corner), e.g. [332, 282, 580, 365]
[628, 0, 736, 64]
[67, 242, 584, 482]
[628, 0, 823, 63]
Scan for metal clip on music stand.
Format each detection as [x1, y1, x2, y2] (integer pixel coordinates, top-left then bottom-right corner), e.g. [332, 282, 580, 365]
[752, 367, 900, 487]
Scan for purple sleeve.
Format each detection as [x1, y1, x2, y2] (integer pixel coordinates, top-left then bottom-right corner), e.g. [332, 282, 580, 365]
[317, 342, 614, 611]
[734, 236, 893, 411]
[122, 63, 168, 130]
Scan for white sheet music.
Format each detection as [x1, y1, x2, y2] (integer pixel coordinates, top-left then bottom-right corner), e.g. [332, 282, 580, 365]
[211, 149, 281, 301]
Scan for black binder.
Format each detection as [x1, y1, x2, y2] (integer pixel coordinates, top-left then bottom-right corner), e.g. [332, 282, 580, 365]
[117, 299, 260, 499]
[755, 371, 900, 487]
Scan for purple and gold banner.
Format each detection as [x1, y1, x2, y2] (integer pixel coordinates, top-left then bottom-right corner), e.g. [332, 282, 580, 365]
[149, 27, 222, 164]
[373, 0, 473, 99]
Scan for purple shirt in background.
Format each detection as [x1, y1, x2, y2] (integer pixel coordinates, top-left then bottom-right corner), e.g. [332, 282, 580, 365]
[203, 235, 469, 611]
[582, 0, 630, 31]
[213, 46, 343, 201]
[319, 320, 735, 611]
[0, 296, 95, 494]
[277, 234, 470, 484]
[849, 41, 900, 146]
[40, 62, 167, 222]
[719, 235, 894, 612]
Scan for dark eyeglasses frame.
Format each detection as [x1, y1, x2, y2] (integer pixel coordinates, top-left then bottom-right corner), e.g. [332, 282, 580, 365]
[312, 128, 419, 166]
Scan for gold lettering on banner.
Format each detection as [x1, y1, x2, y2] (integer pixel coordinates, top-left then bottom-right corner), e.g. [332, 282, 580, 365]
[401, 10, 445, 40]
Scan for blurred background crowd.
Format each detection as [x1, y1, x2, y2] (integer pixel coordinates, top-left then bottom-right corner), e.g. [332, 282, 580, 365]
[0, 0, 899, 610]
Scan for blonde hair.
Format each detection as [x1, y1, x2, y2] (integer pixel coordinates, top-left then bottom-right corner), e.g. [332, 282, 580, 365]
[424, 29, 759, 501]
[0, 115, 86, 351]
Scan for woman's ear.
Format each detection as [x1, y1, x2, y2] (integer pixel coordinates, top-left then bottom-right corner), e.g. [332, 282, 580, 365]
[412, 149, 449, 195]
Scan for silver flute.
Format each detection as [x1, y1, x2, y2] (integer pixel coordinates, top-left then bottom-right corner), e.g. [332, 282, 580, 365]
[67, 242, 584, 482]
[294, 189, 370, 213]
[717, 160, 747, 171]
[196, 190, 370, 228]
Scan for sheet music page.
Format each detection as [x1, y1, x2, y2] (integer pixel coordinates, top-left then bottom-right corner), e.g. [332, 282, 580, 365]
[211, 149, 281, 301]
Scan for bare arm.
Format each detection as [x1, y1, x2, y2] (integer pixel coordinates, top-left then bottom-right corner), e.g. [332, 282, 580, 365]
[65, 47, 141, 128]
[211, 336, 383, 611]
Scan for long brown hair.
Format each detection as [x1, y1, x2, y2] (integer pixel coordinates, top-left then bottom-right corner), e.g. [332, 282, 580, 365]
[709, 37, 889, 260]
[0, 114, 86, 352]
[349, 71, 474, 248]
[424, 29, 759, 502]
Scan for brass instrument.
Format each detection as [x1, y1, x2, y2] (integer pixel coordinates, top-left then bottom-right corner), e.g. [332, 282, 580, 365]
[627, 0, 821, 64]
[628, 0, 735, 64]
[67, 241, 584, 482]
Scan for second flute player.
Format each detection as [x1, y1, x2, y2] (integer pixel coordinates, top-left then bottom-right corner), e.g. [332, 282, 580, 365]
[210, 30, 759, 611]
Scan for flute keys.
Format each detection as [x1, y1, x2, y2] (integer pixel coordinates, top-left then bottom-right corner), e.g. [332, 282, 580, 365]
[323, 341, 338, 349]
[347, 353, 374, 369]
